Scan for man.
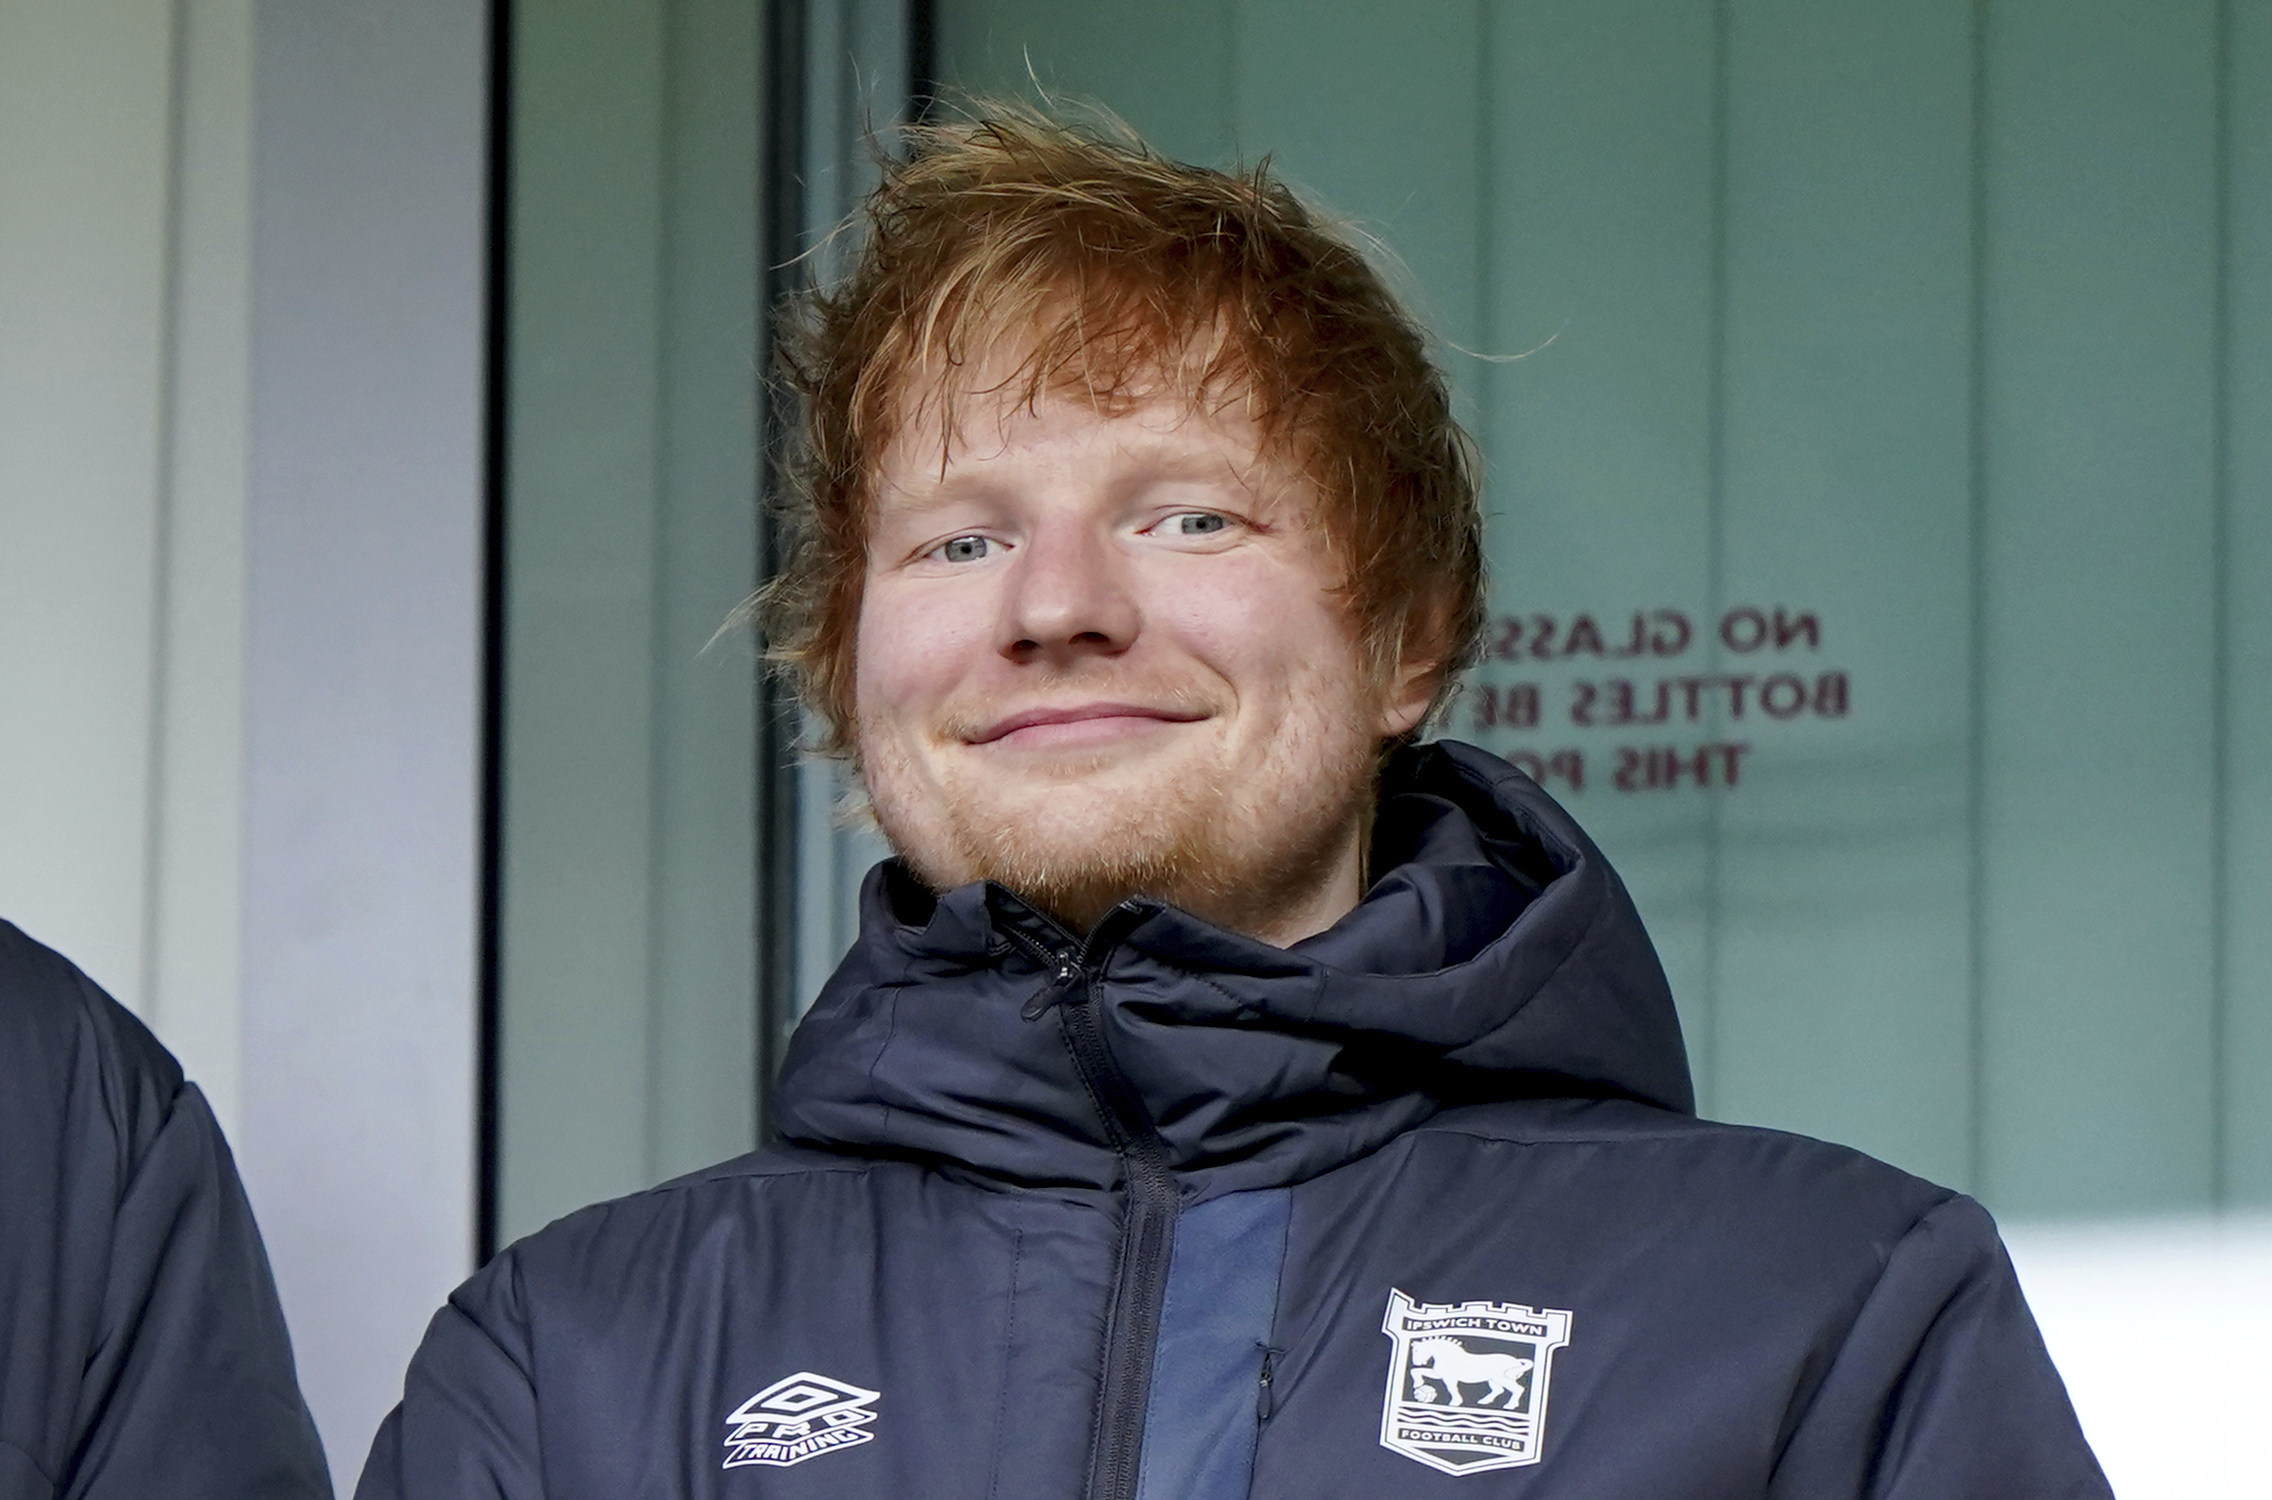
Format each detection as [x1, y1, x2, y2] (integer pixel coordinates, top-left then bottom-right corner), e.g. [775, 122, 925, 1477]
[360, 113, 2108, 1498]
[0, 920, 334, 1498]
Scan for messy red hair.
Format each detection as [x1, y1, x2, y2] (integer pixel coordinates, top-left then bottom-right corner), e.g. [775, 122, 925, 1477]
[761, 106, 1486, 756]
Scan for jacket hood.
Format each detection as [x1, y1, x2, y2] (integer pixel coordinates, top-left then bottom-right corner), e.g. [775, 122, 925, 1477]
[773, 740, 1693, 1198]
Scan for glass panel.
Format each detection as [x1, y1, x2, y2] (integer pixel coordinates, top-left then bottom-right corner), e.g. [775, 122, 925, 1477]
[495, 0, 918, 1245]
[934, 0, 2264, 1217]
[496, 0, 764, 1244]
[2230, 0, 2272, 1207]
[1977, 0, 2221, 1215]
[789, 1, 910, 1022]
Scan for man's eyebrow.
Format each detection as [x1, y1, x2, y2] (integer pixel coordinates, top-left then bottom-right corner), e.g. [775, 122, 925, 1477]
[872, 468, 998, 519]
[882, 432, 1259, 501]
[1085, 428, 1274, 497]
[1135, 445, 1254, 484]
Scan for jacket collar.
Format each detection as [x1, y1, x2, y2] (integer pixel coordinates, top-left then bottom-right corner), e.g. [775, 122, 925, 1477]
[772, 741, 1693, 1198]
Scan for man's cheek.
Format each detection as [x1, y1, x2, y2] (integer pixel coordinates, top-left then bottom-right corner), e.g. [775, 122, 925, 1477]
[1153, 600, 1278, 675]
[857, 615, 959, 712]
[1167, 572, 1336, 654]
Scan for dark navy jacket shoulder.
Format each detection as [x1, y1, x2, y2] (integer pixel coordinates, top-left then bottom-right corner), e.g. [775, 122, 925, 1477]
[0, 920, 332, 1500]
[360, 743, 2108, 1500]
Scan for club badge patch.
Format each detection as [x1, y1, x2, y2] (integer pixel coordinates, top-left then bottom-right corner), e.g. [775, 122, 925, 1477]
[722, 1372, 879, 1469]
[1380, 1288, 1573, 1475]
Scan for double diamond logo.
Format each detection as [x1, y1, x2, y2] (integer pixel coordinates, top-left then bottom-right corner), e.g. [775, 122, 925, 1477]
[722, 1371, 880, 1469]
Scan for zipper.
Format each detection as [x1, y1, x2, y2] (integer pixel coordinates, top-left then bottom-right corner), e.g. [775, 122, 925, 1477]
[1256, 1345, 1278, 1421]
[1018, 944, 1082, 1019]
[1003, 905, 1180, 1500]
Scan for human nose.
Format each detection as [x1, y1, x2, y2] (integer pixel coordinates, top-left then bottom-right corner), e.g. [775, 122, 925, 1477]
[996, 519, 1139, 665]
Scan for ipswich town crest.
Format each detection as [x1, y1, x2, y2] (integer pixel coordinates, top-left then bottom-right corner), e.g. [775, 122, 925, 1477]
[1380, 1288, 1574, 1475]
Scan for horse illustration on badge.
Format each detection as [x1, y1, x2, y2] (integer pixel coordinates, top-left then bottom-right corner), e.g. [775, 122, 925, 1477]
[1380, 1288, 1574, 1475]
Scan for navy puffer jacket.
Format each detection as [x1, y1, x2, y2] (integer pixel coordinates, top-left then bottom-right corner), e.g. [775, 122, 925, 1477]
[0, 923, 331, 1500]
[359, 741, 2108, 1499]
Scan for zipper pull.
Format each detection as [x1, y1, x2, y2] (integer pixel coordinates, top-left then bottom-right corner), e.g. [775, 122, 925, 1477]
[1020, 951, 1083, 1020]
[1256, 1345, 1279, 1421]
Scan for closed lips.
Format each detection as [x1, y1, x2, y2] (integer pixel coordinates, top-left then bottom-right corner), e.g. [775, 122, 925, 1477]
[969, 704, 1207, 744]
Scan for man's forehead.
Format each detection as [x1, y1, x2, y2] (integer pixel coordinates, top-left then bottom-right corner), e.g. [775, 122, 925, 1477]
[879, 297, 1254, 447]
[874, 368, 1279, 502]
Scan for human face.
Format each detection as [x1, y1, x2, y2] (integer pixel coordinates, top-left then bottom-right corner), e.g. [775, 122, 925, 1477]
[855, 380, 1434, 945]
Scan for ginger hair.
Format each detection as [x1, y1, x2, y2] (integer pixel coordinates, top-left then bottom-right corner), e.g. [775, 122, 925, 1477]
[760, 106, 1486, 757]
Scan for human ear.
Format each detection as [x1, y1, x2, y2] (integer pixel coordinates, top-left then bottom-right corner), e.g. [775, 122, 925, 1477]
[1373, 604, 1451, 739]
[1377, 655, 1441, 739]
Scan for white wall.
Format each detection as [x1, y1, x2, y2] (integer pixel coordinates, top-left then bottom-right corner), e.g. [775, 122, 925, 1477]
[0, 0, 167, 1025]
[2009, 1214, 2272, 1500]
[0, 1, 487, 1487]
[0, 0, 250, 1126]
[241, 0, 486, 1482]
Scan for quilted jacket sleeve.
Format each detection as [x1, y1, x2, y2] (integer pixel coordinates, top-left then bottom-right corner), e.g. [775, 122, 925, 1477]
[354, 1252, 543, 1500]
[0, 922, 332, 1500]
[1769, 1194, 2113, 1500]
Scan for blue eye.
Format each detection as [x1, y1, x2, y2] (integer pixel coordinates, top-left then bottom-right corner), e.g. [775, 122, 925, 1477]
[1170, 513, 1228, 536]
[938, 536, 991, 562]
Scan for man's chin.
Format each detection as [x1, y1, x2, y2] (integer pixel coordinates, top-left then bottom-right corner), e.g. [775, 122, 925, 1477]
[870, 745, 1373, 943]
[937, 779, 1216, 915]
[946, 743, 1211, 809]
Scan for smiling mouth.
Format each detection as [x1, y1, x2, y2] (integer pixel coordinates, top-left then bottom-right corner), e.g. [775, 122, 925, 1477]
[968, 703, 1209, 746]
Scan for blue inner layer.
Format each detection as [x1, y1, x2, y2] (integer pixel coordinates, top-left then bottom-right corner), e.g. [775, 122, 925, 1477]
[1133, 1189, 1294, 1500]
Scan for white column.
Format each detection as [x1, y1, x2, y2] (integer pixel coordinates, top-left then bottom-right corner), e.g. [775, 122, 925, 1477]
[239, 0, 487, 1481]
[0, 0, 174, 1026]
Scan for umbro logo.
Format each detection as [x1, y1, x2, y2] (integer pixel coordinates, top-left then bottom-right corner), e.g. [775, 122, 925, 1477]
[722, 1371, 880, 1469]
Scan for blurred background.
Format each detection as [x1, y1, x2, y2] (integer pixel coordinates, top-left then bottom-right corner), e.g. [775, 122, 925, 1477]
[3, 0, 2266, 1491]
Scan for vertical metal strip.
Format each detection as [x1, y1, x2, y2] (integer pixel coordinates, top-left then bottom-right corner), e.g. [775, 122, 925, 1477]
[1473, 0, 1495, 527]
[644, 0, 681, 1189]
[1699, 0, 1732, 1114]
[476, 0, 512, 1263]
[907, 0, 937, 125]
[2210, 0, 2234, 1205]
[143, 0, 192, 1023]
[1224, 0, 1242, 150]
[755, 0, 811, 1135]
[1964, 0, 1991, 1199]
